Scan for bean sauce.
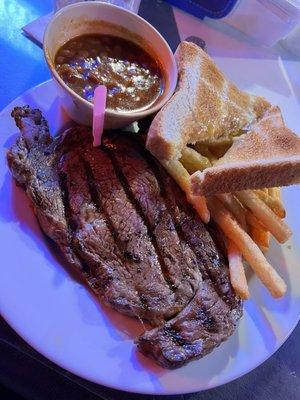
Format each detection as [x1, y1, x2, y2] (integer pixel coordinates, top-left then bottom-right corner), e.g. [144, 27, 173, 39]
[55, 34, 164, 111]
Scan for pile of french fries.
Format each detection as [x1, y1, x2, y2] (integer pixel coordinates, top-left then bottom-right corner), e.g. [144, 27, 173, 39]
[162, 145, 291, 300]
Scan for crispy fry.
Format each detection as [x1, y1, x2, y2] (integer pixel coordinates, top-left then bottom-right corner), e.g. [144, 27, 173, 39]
[268, 188, 275, 197]
[227, 241, 250, 299]
[201, 137, 233, 147]
[271, 187, 285, 218]
[253, 189, 286, 218]
[245, 210, 265, 228]
[250, 226, 270, 253]
[188, 194, 210, 224]
[246, 212, 268, 249]
[246, 211, 270, 253]
[208, 197, 287, 298]
[180, 147, 211, 174]
[272, 187, 282, 201]
[254, 189, 268, 200]
[161, 159, 190, 192]
[217, 193, 247, 229]
[269, 187, 282, 199]
[236, 191, 291, 243]
[193, 143, 217, 161]
[161, 159, 210, 223]
[207, 143, 232, 158]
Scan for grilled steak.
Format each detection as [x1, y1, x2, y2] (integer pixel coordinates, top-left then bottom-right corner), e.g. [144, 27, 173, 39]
[7, 106, 243, 368]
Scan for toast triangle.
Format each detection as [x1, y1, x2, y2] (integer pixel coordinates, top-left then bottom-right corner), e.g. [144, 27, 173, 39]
[191, 106, 300, 195]
[146, 41, 270, 161]
[146, 42, 300, 195]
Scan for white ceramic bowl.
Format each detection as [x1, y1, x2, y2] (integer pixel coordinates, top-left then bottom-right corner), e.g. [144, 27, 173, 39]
[43, 1, 178, 129]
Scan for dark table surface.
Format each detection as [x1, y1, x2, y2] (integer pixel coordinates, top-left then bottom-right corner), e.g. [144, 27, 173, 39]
[0, 317, 299, 400]
[0, 1, 299, 399]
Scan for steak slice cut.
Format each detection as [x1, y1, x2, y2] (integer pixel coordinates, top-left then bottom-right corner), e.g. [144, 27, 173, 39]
[7, 107, 84, 270]
[135, 157, 242, 367]
[58, 150, 144, 318]
[7, 106, 243, 368]
[137, 279, 241, 368]
[158, 163, 240, 309]
[103, 134, 201, 312]
[7, 107, 200, 324]
[83, 147, 184, 323]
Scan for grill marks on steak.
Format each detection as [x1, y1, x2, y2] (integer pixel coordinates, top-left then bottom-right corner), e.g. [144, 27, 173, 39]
[159, 168, 240, 309]
[7, 107, 84, 270]
[83, 147, 181, 323]
[8, 107, 198, 324]
[130, 152, 242, 367]
[58, 151, 143, 317]
[7, 106, 243, 369]
[103, 135, 201, 311]
[60, 147, 181, 322]
[138, 280, 242, 368]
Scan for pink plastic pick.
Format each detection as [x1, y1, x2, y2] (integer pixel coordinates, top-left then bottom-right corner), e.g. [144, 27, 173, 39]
[92, 85, 107, 147]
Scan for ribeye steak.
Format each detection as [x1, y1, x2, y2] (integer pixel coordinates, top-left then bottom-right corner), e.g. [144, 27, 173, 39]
[7, 106, 242, 368]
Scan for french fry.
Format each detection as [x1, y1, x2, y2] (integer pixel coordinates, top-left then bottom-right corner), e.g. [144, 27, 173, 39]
[189, 194, 210, 225]
[194, 143, 217, 161]
[253, 189, 286, 218]
[250, 226, 270, 253]
[161, 159, 210, 223]
[180, 147, 211, 174]
[268, 188, 276, 197]
[198, 137, 233, 147]
[246, 210, 265, 228]
[246, 211, 270, 253]
[207, 197, 287, 298]
[246, 212, 269, 251]
[271, 187, 285, 218]
[269, 187, 282, 199]
[236, 191, 291, 243]
[227, 240, 250, 299]
[217, 193, 247, 229]
[161, 159, 190, 192]
[272, 187, 282, 201]
[208, 143, 232, 158]
[254, 189, 268, 200]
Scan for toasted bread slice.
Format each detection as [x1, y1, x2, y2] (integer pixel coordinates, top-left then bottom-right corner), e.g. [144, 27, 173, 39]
[146, 41, 270, 161]
[191, 106, 300, 195]
[146, 41, 300, 196]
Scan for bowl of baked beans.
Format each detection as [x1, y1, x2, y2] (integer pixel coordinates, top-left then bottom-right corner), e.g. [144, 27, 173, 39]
[43, 1, 178, 129]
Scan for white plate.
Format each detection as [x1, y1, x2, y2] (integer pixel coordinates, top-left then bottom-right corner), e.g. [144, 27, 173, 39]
[0, 80, 299, 395]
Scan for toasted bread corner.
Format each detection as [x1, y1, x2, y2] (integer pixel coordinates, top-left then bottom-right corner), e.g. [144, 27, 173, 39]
[191, 107, 300, 195]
